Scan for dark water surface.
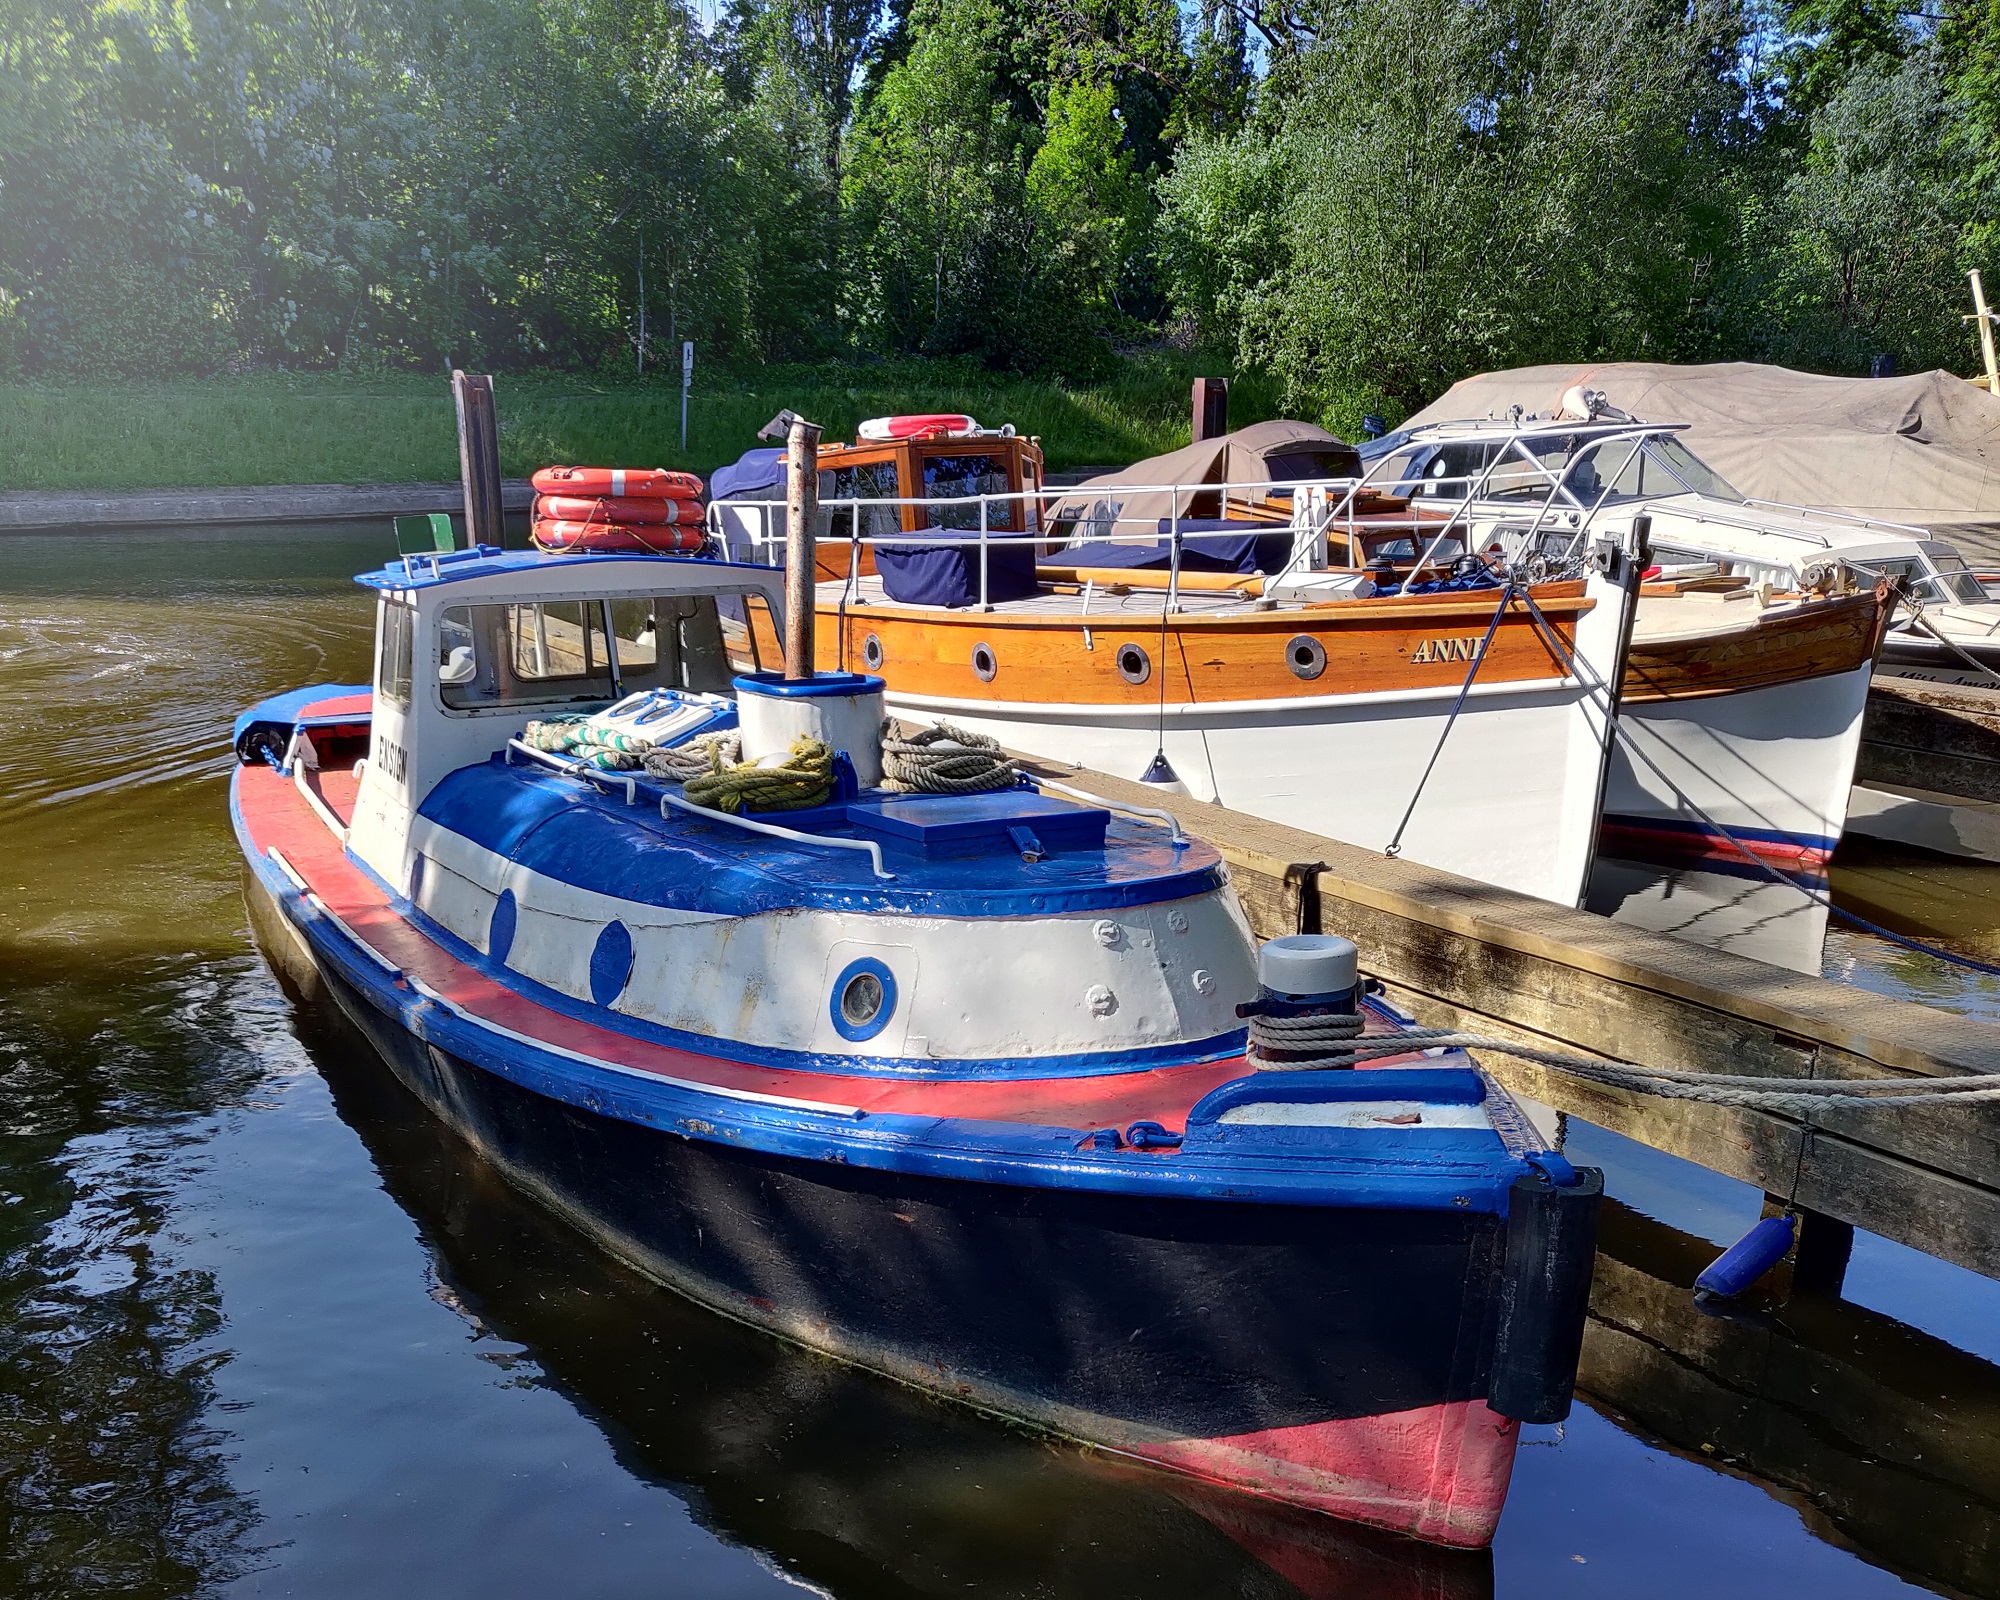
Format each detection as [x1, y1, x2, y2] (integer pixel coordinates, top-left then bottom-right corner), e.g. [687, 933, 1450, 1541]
[2, 525, 1996, 1598]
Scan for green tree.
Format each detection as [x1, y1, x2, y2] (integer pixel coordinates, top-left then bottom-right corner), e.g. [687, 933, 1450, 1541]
[1158, 0, 1748, 420]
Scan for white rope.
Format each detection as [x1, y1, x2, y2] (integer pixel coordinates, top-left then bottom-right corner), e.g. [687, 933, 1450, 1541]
[1292, 1026, 2000, 1112]
[641, 731, 742, 782]
[881, 720, 1018, 793]
[1247, 1010, 1365, 1068]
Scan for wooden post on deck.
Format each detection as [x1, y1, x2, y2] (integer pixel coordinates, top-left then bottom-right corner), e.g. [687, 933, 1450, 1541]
[452, 371, 506, 550]
[783, 416, 822, 680]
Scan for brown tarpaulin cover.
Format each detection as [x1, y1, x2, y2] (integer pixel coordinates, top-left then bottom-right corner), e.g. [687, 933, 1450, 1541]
[1405, 361, 2000, 524]
[1051, 419, 1361, 528]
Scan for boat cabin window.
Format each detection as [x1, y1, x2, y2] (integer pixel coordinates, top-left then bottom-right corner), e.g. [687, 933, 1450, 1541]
[921, 452, 1017, 531]
[817, 459, 903, 543]
[377, 600, 415, 708]
[436, 593, 742, 710]
[1362, 532, 1469, 563]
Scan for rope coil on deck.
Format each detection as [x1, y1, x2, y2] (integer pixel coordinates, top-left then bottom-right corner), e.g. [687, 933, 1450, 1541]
[1288, 1026, 2000, 1112]
[880, 720, 1018, 794]
[641, 732, 742, 783]
[521, 716, 649, 769]
[681, 735, 834, 814]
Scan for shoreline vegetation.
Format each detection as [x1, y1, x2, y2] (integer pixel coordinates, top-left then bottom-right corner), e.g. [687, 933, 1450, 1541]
[0, 358, 1276, 493]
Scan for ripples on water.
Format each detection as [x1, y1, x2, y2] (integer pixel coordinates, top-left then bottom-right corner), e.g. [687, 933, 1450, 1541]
[0, 525, 1994, 1598]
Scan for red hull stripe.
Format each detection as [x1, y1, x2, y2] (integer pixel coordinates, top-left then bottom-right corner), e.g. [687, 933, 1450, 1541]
[1597, 818, 1834, 870]
[1127, 1400, 1519, 1549]
[239, 763, 1436, 1131]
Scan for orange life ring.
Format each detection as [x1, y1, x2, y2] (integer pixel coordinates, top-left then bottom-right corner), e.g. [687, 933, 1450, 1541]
[536, 493, 702, 526]
[531, 518, 707, 555]
[531, 465, 705, 499]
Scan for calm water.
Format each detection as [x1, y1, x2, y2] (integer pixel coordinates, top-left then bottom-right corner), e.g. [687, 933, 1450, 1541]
[5, 525, 2000, 1598]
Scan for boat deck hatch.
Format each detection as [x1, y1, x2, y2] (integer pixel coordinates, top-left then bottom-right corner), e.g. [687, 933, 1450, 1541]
[845, 793, 1110, 857]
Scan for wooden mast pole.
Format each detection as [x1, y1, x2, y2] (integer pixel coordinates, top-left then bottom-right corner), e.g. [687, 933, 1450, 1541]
[783, 415, 822, 680]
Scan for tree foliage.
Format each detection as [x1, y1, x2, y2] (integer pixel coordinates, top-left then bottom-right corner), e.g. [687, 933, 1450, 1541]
[0, 0, 1994, 399]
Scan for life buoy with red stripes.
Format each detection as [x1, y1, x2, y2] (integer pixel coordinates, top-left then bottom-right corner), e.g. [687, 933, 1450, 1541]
[531, 518, 707, 555]
[530, 465, 705, 499]
[855, 414, 979, 443]
[536, 493, 701, 526]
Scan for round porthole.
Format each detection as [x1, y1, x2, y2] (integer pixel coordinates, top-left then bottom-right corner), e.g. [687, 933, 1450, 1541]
[589, 920, 634, 1007]
[830, 956, 898, 1043]
[971, 642, 998, 682]
[1286, 634, 1328, 680]
[1116, 643, 1151, 685]
[488, 888, 517, 966]
[862, 632, 885, 670]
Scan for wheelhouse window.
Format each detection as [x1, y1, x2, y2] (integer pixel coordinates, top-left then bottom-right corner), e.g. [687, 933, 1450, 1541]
[437, 593, 747, 710]
[921, 453, 1016, 531]
[377, 600, 414, 707]
[817, 460, 903, 544]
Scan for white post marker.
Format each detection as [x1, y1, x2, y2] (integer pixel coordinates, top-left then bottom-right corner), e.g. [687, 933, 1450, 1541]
[681, 341, 694, 451]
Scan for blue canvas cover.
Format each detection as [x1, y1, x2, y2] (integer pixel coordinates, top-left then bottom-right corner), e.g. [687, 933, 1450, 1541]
[712, 448, 786, 501]
[1060, 520, 1293, 575]
[876, 526, 1040, 606]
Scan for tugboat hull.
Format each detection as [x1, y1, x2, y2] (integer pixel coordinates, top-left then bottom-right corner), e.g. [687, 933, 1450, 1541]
[247, 868, 1531, 1547]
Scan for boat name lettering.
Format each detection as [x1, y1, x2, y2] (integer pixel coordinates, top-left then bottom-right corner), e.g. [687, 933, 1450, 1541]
[375, 733, 408, 783]
[1409, 636, 1488, 666]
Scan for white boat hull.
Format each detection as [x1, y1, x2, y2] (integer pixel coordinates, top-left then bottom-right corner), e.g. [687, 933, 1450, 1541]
[1599, 661, 1872, 870]
[886, 672, 1616, 906]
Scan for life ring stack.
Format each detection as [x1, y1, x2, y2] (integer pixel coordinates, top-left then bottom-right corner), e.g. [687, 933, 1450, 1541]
[530, 466, 708, 555]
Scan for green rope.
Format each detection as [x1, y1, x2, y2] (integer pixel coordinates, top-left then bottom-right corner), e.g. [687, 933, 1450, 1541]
[682, 735, 835, 814]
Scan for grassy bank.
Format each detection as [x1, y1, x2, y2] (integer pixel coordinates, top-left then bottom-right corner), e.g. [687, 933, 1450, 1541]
[0, 358, 1287, 492]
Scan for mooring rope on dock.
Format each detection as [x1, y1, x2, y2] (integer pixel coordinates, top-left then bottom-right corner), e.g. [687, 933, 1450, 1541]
[1279, 1026, 2000, 1112]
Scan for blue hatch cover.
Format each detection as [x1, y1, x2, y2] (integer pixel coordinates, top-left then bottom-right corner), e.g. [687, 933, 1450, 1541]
[846, 793, 1109, 857]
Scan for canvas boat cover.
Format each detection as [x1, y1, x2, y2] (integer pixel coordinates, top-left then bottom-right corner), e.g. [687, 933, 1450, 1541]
[1405, 361, 2000, 526]
[1050, 419, 1362, 533]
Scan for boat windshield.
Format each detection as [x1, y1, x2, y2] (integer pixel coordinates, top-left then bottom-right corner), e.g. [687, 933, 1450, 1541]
[1396, 431, 1744, 510]
[436, 593, 740, 710]
[1926, 549, 1993, 603]
[1853, 549, 1993, 605]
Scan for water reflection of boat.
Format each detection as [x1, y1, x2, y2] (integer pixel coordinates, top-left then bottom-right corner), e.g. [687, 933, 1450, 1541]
[281, 967, 1500, 1600]
[1582, 1196, 2000, 1600]
[1585, 856, 1831, 978]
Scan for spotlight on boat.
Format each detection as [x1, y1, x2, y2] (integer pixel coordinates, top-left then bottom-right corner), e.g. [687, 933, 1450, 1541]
[1139, 751, 1189, 796]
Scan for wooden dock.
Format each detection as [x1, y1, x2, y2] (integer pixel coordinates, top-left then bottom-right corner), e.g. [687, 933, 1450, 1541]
[1015, 755, 2000, 1286]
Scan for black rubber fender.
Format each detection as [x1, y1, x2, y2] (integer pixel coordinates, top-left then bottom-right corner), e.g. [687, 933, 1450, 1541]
[1489, 1166, 1603, 1424]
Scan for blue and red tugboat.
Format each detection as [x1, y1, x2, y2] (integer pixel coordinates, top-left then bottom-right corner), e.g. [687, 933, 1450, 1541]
[230, 461, 1600, 1550]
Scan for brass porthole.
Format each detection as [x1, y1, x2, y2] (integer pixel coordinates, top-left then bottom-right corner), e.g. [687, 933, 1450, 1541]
[1287, 635, 1328, 681]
